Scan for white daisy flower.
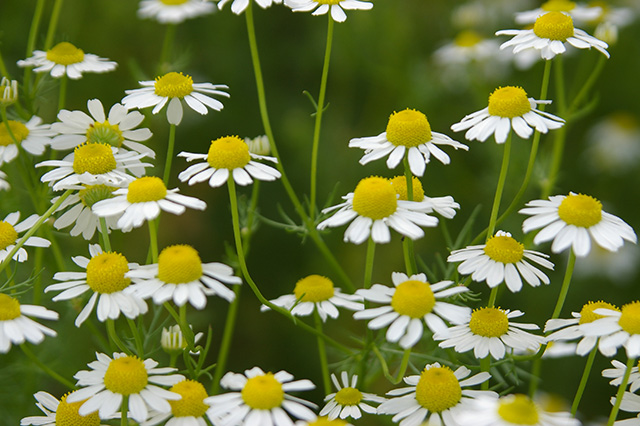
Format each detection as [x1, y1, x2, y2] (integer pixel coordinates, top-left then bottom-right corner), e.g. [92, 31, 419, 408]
[349, 109, 468, 177]
[0, 211, 51, 263]
[0, 293, 58, 353]
[354, 272, 471, 349]
[142, 379, 217, 426]
[320, 372, 385, 420]
[612, 392, 640, 426]
[128, 244, 242, 309]
[178, 135, 281, 187]
[317, 176, 439, 245]
[245, 134, 270, 156]
[45, 244, 148, 327]
[161, 324, 204, 354]
[581, 301, 640, 358]
[138, 0, 216, 23]
[20, 391, 108, 426]
[261, 274, 363, 322]
[450, 86, 565, 144]
[218, 0, 282, 15]
[520, 192, 637, 258]
[585, 112, 640, 174]
[434, 30, 503, 66]
[377, 362, 495, 426]
[497, 11, 610, 60]
[514, 0, 603, 25]
[205, 366, 317, 426]
[68, 352, 185, 423]
[0, 116, 56, 166]
[0, 170, 9, 191]
[388, 175, 460, 219]
[51, 98, 155, 159]
[285, 0, 373, 22]
[1, 77, 18, 106]
[603, 360, 640, 393]
[122, 71, 229, 125]
[17, 41, 117, 79]
[447, 230, 554, 293]
[434, 307, 544, 360]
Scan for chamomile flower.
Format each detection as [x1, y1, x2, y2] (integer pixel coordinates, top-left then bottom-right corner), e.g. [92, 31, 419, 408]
[317, 176, 439, 245]
[17, 42, 117, 79]
[353, 272, 471, 348]
[585, 112, 640, 174]
[450, 86, 564, 143]
[497, 11, 610, 60]
[1, 77, 18, 106]
[92, 176, 206, 232]
[138, 0, 216, 23]
[434, 30, 502, 66]
[218, 0, 282, 15]
[388, 175, 460, 219]
[612, 392, 640, 426]
[127, 244, 242, 309]
[0, 170, 9, 191]
[0, 116, 56, 166]
[520, 193, 637, 257]
[261, 275, 363, 322]
[122, 72, 229, 125]
[21, 391, 107, 426]
[581, 301, 640, 357]
[602, 359, 640, 392]
[51, 98, 155, 159]
[161, 325, 204, 354]
[284, 0, 373, 23]
[178, 135, 281, 187]
[0, 211, 51, 263]
[349, 109, 468, 177]
[68, 352, 185, 423]
[0, 294, 58, 353]
[45, 244, 147, 327]
[205, 366, 317, 426]
[320, 372, 385, 420]
[435, 307, 544, 360]
[447, 231, 554, 293]
[377, 363, 494, 426]
[514, 0, 603, 25]
[142, 379, 217, 426]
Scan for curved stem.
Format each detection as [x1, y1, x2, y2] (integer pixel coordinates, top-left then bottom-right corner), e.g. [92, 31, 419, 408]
[550, 250, 576, 320]
[163, 124, 177, 186]
[211, 285, 242, 395]
[363, 237, 376, 290]
[23, 0, 46, 95]
[568, 55, 607, 116]
[20, 344, 76, 389]
[372, 345, 412, 384]
[314, 311, 331, 395]
[179, 303, 196, 350]
[159, 24, 176, 74]
[571, 345, 598, 416]
[106, 319, 130, 354]
[127, 318, 144, 357]
[486, 132, 512, 242]
[43, 0, 64, 50]
[542, 55, 567, 199]
[608, 357, 636, 426]
[148, 219, 159, 263]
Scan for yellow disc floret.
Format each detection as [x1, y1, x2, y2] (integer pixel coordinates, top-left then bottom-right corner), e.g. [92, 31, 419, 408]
[488, 87, 531, 118]
[207, 136, 251, 170]
[334, 387, 363, 406]
[154, 72, 194, 98]
[46, 42, 85, 66]
[0, 293, 21, 321]
[497, 394, 540, 425]
[157, 245, 203, 284]
[169, 380, 209, 418]
[0, 120, 30, 146]
[483, 233, 525, 264]
[0, 221, 18, 251]
[415, 366, 462, 413]
[351, 177, 398, 220]
[618, 302, 640, 335]
[241, 373, 284, 410]
[55, 393, 101, 426]
[578, 300, 619, 324]
[454, 30, 483, 47]
[127, 176, 168, 203]
[85, 252, 131, 294]
[86, 121, 124, 148]
[389, 176, 425, 202]
[385, 109, 432, 148]
[391, 280, 436, 318]
[542, 0, 576, 12]
[557, 193, 602, 227]
[294, 275, 335, 303]
[72, 142, 117, 175]
[160, 0, 190, 4]
[469, 307, 509, 337]
[534, 11, 575, 41]
[78, 185, 116, 208]
[103, 356, 148, 395]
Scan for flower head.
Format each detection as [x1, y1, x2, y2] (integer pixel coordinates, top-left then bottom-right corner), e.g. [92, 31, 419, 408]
[20, 391, 107, 426]
[218, 0, 282, 15]
[0, 211, 51, 263]
[285, 0, 372, 22]
[1, 77, 18, 106]
[138, 0, 216, 23]
[320, 372, 385, 420]
[602, 359, 640, 393]
[0, 116, 56, 166]
[0, 293, 58, 353]
[144, 379, 218, 426]
[581, 301, 640, 357]
[389, 175, 461, 219]
[514, 0, 603, 25]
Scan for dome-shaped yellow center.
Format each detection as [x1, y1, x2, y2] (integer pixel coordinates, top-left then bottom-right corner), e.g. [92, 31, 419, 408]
[415, 366, 462, 413]
[85, 252, 131, 294]
[488, 87, 531, 118]
[241, 373, 284, 410]
[0, 221, 18, 251]
[127, 176, 168, 203]
[0, 293, 21, 321]
[351, 177, 398, 220]
[293, 275, 335, 303]
[483, 234, 525, 264]
[533, 12, 575, 41]
[578, 300, 619, 324]
[557, 194, 602, 227]
[207, 136, 251, 170]
[391, 280, 436, 318]
[542, 0, 576, 12]
[78, 185, 116, 208]
[160, 0, 190, 4]
[619, 302, 640, 335]
[86, 121, 124, 148]
[72, 143, 117, 175]
[157, 245, 203, 284]
[0, 120, 30, 146]
[46, 42, 85, 66]
[469, 307, 509, 337]
[154, 72, 194, 98]
[169, 380, 209, 418]
[55, 393, 101, 426]
[306, 417, 348, 426]
[334, 387, 363, 406]
[497, 394, 540, 425]
[385, 109, 433, 148]
[389, 176, 425, 202]
[454, 30, 483, 47]
[103, 356, 148, 395]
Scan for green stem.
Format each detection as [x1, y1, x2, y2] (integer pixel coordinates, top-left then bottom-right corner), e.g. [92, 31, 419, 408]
[487, 286, 499, 308]
[20, 344, 76, 389]
[163, 124, 176, 186]
[372, 345, 412, 384]
[486, 132, 512, 241]
[211, 285, 242, 395]
[22, 0, 46, 95]
[179, 303, 196, 350]
[542, 55, 567, 199]
[314, 311, 331, 395]
[148, 219, 159, 263]
[608, 357, 636, 426]
[402, 158, 417, 276]
[480, 356, 491, 390]
[159, 24, 176, 74]
[363, 237, 376, 290]
[99, 217, 112, 252]
[550, 250, 576, 320]
[127, 318, 144, 357]
[106, 319, 130, 354]
[57, 74, 67, 111]
[43, 0, 64, 50]
[571, 345, 598, 416]
[568, 55, 607, 116]
[121, 395, 129, 426]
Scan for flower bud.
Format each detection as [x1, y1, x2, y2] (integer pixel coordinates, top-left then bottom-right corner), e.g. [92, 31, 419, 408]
[245, 135, 270, 156]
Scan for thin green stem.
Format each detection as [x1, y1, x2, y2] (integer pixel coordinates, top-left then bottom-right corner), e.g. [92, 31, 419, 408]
[608, 357, 636, 426]
[57, 74, 67, 111]
[486, 132, 512, 241]
[363, 237, 376, 290]
[487, 286, 499, 308]
[402, 157, 417, 275]
[0, 48, 11, 80]
[44, 0, 64, 50]
[314, 311, 331, 395]
[127, 318, 144, 357]
[100, 217, 112, 252]
[568, 55, 607, 116]
[148, 219, 159, 263]
[121, 395, 129, 426]
[571, 345, 598, 416]
[551, 250, 576, 320]
[372, 345, 412, 384]
[542, 55, 567, 199]
[26, 0, 46, 58]
[211, 285, 242, 395]
[163, 124, 177, 186]
[179, 303, 196, 350]
[159, 24, 176, 74]
[106, 319, 130, 354]
[480, 356, 491, 390]
[20, 344, 76, 389]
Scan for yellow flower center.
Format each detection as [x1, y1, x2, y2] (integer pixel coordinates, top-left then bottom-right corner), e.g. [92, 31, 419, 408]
[557, 194, 602, 227]
[160, 0, 190, 4]
[157, 245, 203, 284]
[55, 393, 101, 426]
[0, 221, 18, 251]
[389, 176, 425, 202]
[542, 0, 576, 12]
[72, 143, 117, 175]
[334, 387, 363, 406]
[578, 300, 619, 324]
[306, 418, 349, 426]
[533, 12, 575, 41]
[86, 121, 124, 148]
[469, 307, 509, 337]
[85, 252, 131, 294]
[619, 302, 640, 335]
[241, 373, 284, 410]
[351, 177, 398, 220]
[78, 185, 116, 208]
[483, 234, 525, 264]
[497, 394, 540, 425]
[169, 380, 209, 418]
[207, 136, 251, 170]
[154, 72, 194, 98]
[316, 0, 342, 4]
[0, 293, 21, 321]
[487, 86, 531, 118]
[415, 366, 462, 413]
[385, 109, 432, 148]
[127, 176, 168, 203]
[391, 280, 436, 318]
[0, 120, 30, 146]
[103, 356, 148, 395]
[454, 30, 483, 47]
[46, 42, 85, 66]
[293, 275, 335, 303]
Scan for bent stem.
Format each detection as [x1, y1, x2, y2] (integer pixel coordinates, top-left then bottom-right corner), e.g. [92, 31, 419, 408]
[163, 124, 177, 186]
[608, 356, 636, 426]
[211, 285, 242, 395]
[315, 311, 331, 395]
[373, 345, 412, 384]
[106, 319, 130, 354]
[571, 345, 598, 416]
[20, 344, 76, 389]
[486, 132, 512, 241]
